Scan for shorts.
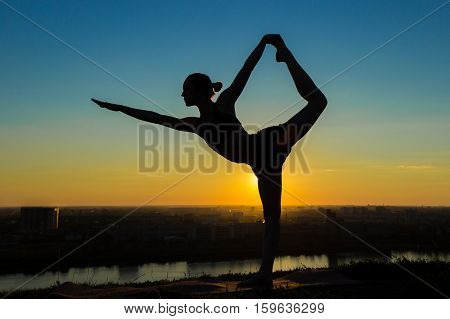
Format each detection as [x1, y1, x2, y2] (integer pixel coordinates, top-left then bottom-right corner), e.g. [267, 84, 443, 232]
[248, 125, 292, 177]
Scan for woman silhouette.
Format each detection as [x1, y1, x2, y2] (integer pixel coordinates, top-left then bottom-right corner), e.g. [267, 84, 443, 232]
[92, 34, 327, 287]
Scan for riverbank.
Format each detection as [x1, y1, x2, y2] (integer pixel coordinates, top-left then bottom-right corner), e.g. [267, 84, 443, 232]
[4, 259, 449, 298]
[0, 238, 445, 275]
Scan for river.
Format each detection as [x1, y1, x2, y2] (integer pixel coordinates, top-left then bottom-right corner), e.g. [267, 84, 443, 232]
[1, 250, 450, 292]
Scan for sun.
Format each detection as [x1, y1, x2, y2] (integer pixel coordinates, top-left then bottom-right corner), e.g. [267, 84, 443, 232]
[250, 174, 259, 188]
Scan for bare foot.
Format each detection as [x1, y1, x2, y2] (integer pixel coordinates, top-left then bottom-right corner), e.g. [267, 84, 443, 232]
[275, 46, 289, 63]
[237, 272, 273, 288]
[266, 34, 288, 63]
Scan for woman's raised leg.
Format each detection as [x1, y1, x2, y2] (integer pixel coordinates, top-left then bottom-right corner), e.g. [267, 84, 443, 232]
[275, 38, 327, 149]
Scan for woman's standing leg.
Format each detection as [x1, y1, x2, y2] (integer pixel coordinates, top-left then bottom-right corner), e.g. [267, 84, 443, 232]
[238, 170, 282, 287]
[258, 172, 282, 275]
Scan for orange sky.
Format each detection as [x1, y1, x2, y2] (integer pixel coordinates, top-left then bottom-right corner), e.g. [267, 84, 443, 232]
[2, 123, 449, 207]
[1, 1, 449, 207]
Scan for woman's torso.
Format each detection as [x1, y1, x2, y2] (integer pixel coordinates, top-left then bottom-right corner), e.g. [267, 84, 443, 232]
[196, 109, 251, 164]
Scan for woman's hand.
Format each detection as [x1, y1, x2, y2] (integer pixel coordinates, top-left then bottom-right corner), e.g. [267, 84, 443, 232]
[91, 98, 121, 112]
[262, 34, 288, 63]
[261, 34, 286, 49]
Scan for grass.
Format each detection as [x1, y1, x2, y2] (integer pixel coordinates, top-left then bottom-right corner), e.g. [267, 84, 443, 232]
[3, 259, 450, 298]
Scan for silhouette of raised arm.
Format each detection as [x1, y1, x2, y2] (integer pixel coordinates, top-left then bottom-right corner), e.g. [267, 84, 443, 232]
[91, 99, 197, 133]
[216, 36, 270, 114]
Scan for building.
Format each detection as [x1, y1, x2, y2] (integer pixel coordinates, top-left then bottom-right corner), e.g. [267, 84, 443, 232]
[229, 210, 244, 223]
[405, 208, 418, 221]
[375, 206, 389, 214]
[20, 207, 59, 235]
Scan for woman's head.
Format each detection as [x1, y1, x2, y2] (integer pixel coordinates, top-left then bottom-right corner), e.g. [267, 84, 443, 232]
[182, 73, 222, 106]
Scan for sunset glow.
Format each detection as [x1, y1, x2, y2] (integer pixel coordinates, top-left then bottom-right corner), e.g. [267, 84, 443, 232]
[1, 0, 449, 207]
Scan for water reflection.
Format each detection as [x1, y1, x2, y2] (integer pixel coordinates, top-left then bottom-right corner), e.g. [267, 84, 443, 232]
[118, 266, 139, 282]
[1, 250, 449, 292]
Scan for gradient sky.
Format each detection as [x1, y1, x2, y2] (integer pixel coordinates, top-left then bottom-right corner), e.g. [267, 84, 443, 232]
[1, 0, 449, 206]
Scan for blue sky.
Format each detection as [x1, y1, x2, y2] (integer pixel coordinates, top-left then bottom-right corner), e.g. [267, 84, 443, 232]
[2, 0, 449, 122]
[1, 0, 449, 205]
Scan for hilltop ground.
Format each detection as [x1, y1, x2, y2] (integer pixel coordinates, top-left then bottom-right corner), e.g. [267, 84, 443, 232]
[4, 259, 450, 298]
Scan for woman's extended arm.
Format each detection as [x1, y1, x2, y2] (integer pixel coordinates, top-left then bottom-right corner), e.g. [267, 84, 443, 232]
[217, 37, 268, 111]
[91, 99, 197, 132]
